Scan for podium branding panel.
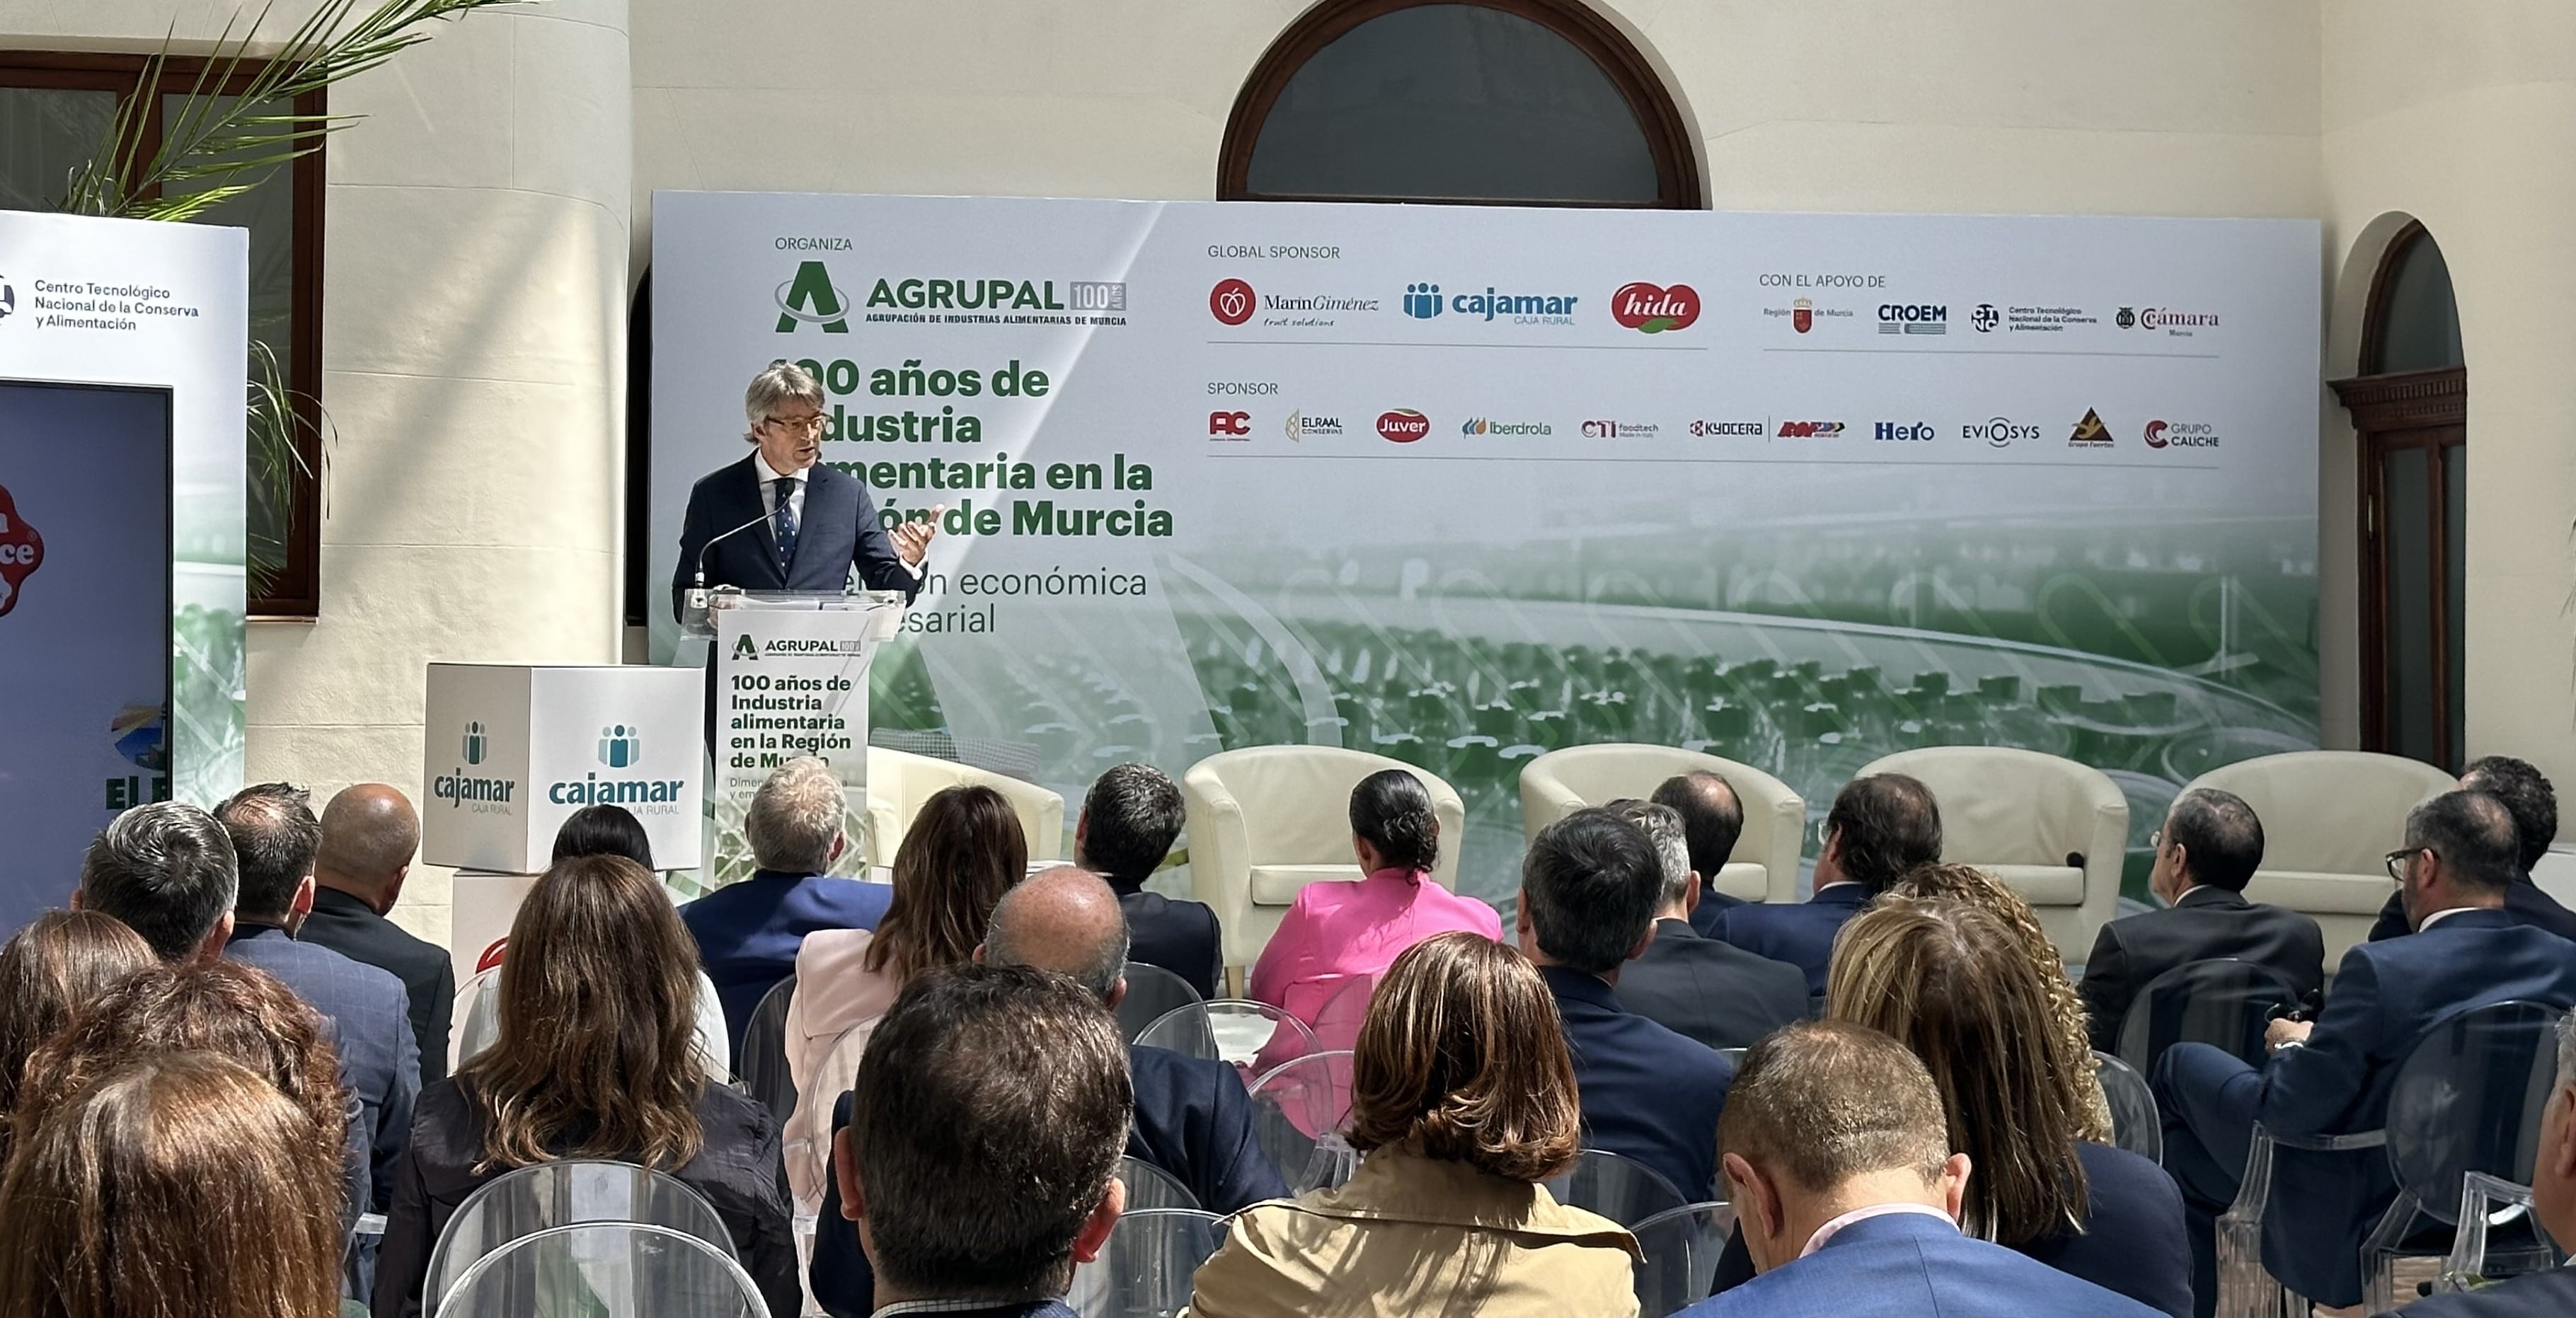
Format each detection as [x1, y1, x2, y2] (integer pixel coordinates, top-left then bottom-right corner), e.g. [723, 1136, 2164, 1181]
[424, 664, 705, 873]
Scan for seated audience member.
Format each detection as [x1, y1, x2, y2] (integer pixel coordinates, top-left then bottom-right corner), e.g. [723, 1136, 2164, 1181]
[785, 783, 1023, 1209]
[1076, 763, 1222, 998]
[2078, 790, 2326, 1053]
[810, 867, 1287, 1317]
[0, 1053, 347, 1318]
[1607, 799, 1807, 1051]
[2376, 1012, 2576, 1316]
[70, 799, 238, 961]
[679, 756, 894, 1051]
[216, 782, 420, 1251]
[1713, 773, 1942, 994]
[300, 784, 453, 1082]
[547, 802, 732, 1070]
[1519, 807, 1732, 1199]
[1249, 768, 1501, 1027]
[1189, 932, 1641, 1318]
[1677, 1022, 2158, 1318]
[2156, 791, 2576, 1312]
[374, 855, 797, 1318]
[1652, 770, 1752, 933]
[835, 963, 1132, 1318]
[2368, 755, 2576, 943]
[0, 911, 155, 1142]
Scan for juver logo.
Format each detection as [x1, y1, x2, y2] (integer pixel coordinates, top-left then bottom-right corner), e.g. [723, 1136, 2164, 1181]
[1403, 283, 1443, 319]
[0, 483, 43, 618]
[1376, 410, 1430, 442]
[1209, 279, 1255, 326]
[776, 261, 851, 333]
[599, 724, 641, 769]
[462, 722, 488, 766]
[1611, 282, 1700, 333]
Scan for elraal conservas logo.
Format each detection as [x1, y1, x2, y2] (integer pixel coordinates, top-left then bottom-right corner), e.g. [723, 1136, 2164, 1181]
[1376, 410, 1430, 443]
[1401, 281, 1579, 325]
[1283, 410, 1342, 440]
[0, 482, 43, 618]
[461, 721, 489, 765]
[2144, 420, 2220, 449]
[1581, 420, 1660, 439]
[1964, 417, 2039, 448]
[1687, 420, 1764, 437]
[1461, 417, 1552, 436]
[2069, 407, 2116, 447]
[1210, 279, 1255, 325]
[1776, 420, 1845, 438]
[1610, 282, 1700, 333]
[433, 721, 517, 813]
[1878, 304, 1948, 335]
[1873, 421, 1934, 441]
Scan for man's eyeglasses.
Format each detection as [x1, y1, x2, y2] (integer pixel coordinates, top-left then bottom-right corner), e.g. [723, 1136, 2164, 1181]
[763, 413, 827, 434]
[2384, 847, 2430, 882]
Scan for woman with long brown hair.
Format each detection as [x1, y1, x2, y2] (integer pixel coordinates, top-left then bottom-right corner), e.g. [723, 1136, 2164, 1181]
[372, 855, 798, 1318]
[1188, 931, 1640, 1317]
[0, 1052, 347, 1318]
[0, 911, 156, 1157]
[781, 783, 1024, 1208]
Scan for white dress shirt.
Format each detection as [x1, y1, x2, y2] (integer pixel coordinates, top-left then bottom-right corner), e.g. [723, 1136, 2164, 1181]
[754, 453, 924, 579]
[1800, 1201, 1957, 1257]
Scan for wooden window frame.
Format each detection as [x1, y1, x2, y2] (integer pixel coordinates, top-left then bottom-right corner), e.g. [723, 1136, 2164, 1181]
[0, 51, 326, 618]
[1218, 0, 1702, 209]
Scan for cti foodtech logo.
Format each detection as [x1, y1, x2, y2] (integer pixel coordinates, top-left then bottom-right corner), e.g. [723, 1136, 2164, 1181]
[0, 482, 43, 618]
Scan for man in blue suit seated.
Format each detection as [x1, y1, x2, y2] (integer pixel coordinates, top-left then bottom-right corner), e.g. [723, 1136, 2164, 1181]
[1682, 1019, 2159, 1317]
[2156, 790, 2576, 1311]
[1654, 770, 1752, 933]
[1712, 773, 1943, 996]
[679, 756, 891, 1060]
[2364, 756, 2576, 944]
[834, 962, 1129, 1318]
[1076, 763, 1224, 999]
[1520, 807, 1735, 1200]
[812, 867, 1286, 1317]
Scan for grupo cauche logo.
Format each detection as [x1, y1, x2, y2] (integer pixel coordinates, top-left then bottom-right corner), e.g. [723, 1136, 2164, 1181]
[1610, 282, 1700, 334]
[0, 482, 44, 619]
[1376, 410, 1430, 443]
[1209, 279, 1256, 326]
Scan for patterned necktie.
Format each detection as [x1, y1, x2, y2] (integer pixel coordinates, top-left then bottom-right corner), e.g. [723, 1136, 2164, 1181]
[772, 475, 799, 571]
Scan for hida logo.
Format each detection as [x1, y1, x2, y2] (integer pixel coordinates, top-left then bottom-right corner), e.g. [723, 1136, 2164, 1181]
[461, 722, 488, 766]
[0, 482, 43, 618]
[776, 261, 851, 333]
[1611, 283, 1699, 333]
[599, 724, 641, 769]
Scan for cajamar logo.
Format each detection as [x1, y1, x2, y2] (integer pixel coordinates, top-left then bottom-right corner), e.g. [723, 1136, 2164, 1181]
[776, 260, 851, 333]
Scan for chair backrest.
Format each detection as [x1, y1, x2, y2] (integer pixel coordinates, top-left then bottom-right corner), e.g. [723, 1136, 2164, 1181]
[1628, 1201, 1737, 1318]
[1543, 1148, 1690, 1227]
[2095, 1051, 2163, 1163]
[2384, 1000, 2568, 1225]
[425, 1160, 735, 1317]
[1517, 744, 1805, 903]
[2116, 956, 2304, 1075]
[1065, 1208, 1226, 1318]
[1136, 1000, 1314, 1074]
[1855, 746, 2128, 959]
[735, 975, 798, 1126]
[2185, 751, 2454, 879]
[436, 1221, 766, 1318]
[1247, 1049, 1357, 1191]
[1118, 1155, 1201, 1211]
[863, 745, 1067, 869]
[450, 965, 505, 1072]
[1304, 971, 1378, 1054]
[1113, 962, 1203, 1044]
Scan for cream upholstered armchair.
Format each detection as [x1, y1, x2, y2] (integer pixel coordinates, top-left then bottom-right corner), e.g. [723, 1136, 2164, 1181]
[2182, 751, 2454, 964]
[1856, 746, 2128, 961]
[1518, 744, 1802, 903]
[862, 746, 1066, 869]
[1183, 746, 1468, 969]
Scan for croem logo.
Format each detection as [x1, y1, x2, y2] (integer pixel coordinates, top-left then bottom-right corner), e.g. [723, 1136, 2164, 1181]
[1209, 279, 1255, 326]
[0, 483, 42, 618]
[1877, 304, 1948, 335]
[1611, 282, 1700, 333]
[1376, 410, 1430, 442]
[1776, 420, 1844, 439]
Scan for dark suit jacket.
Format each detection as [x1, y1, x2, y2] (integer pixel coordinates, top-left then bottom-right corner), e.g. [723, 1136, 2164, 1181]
[2372, 1265, 2576, 1318]
[1543, 964, 1734, 1201]
[224, 923, 420, 1219]
[374, 1079, 798, 1318]
[2079, 886, 2328, 1053]
[1710, 883, 1872, 995]
[300, 886, 456, 1084]
[1681, 1210, 2162, 1318]
[670, 455, 919, 620]
[1686, 888, 1747, 937]
[810, 1044, 1288, 1317]
[2367, 876, 2576, 944]
[680, 869, 892, 1061]
[1616, 918, 1810, 1051]
[1108, 878, 1224, 1000]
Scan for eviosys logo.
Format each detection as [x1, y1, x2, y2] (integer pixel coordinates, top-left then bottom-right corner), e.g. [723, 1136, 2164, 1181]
[0, 482, 44, 618]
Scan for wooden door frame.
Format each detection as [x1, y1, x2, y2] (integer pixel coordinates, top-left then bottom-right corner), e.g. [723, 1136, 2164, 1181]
[2330, 368, 2466, 764]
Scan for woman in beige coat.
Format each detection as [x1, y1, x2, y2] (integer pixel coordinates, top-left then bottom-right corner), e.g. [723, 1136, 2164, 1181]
[1185, 931, 1641, 1318]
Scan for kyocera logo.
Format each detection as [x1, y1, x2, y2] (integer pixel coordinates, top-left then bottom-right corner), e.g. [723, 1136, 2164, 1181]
[776, 260, 851, 333]
[1610, 282, 1699, 333]
[0, 483, 43, 618]
[1209, 279, 1255, 326]
[1376, 410, 1430, 442]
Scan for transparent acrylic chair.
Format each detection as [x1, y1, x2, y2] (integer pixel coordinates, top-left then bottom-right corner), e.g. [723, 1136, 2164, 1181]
[1247, 1048, 1357, 1192]
[423, 1160, 735, 1316]
[1115, 963, 1203, 1044]
[1544, 1148, 1691, 1226]
[1137, 1000, 1315, 1081]
[437, 1222, 766, 1318]
[2095, 1050, 2164, 1163]
[1119, 1155, 1202, 1211]
[1628, 1201, 1738, 1318]
[735, 975, 798, 1126]
[2117, 957, 2302, 1076]
[2436, 1172, 2565, 1294]
[1065, 1208, 1225, 1318]
[449, 965, 505, 1071]
[1302, 972, 1379, 1055]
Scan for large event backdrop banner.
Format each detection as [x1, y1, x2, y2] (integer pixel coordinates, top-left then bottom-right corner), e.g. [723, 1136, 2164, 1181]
[650, 193, 2322, 903]
[0, 211, 248, 935]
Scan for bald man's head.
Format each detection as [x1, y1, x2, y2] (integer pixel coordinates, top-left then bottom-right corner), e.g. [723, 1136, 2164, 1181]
[315, 784, 420, 906]
[979, 865, 1130, 1002]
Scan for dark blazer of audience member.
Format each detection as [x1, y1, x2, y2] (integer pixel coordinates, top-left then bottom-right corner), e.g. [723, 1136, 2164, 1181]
[1189, 932, 1640, 1317]
[376, 856, 799, 1318]
[680, 756, 893, 1054]
[1608, 799, 1808, 1051]
[835, 964, 1131, 1318]
[1519, 808, 1734, 1200]
[2367, 756, 2576, 944]
[809, 867, 1285, 1317]
[1678, 1022, 2158, 1318]
[0, 1053, 350, 1318]
[1652, 770, 1751, 934]
[71, 799, 239, 963]
[1712, 774, 1942, 995]
[2080, 789, 2325, 1053]
[1076, 763, 1221, 999]
[299, 784, 454, 1083]
[0, 911, 155, 1156]
[2375, 1012, 2576, 1317]
[2156, 792, 2576, 1310]
[217, 783, 420, 1239]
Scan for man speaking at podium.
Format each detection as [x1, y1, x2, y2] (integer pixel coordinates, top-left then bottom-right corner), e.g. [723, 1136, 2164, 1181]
[672, 359, 939, 620]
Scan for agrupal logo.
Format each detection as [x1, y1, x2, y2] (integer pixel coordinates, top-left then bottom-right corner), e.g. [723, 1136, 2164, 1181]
[731, 633, 759, 662]
[759, 637, 867, 656]
[778, 261, 1125, 332]
[434, 721, 515, 813]
[550, 720, 683, 811]
[776, 261, 851, 333]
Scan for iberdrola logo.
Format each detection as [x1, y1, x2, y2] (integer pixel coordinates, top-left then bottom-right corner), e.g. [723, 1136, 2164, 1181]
[776, 260, 850, 333]
[0, 482, 42, 618]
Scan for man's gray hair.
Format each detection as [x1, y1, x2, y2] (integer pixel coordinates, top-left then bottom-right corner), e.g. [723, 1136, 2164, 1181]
[743, 359, 826, 442]
[744, 757, 845, 874]
[78, 801, 239, 961]
[1610, 799, 1694, 909]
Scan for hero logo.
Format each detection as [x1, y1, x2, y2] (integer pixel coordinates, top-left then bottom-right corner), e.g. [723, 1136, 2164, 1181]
[1209, 279, 1256, 326]
[1874, 422, 1934, 441]
[1376, 409, 1430, 443]
[1611, 282, 1700, 333]
[1208, 410, 1250, 437]
[0, 482, 42, 618]
[1776, 421, 1845, 439]
[2144, 420, 2221, 449]
[1965, 417, 2040, 447]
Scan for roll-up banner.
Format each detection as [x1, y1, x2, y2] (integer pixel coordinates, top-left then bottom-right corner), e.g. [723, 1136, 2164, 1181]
[650, 194, 2321, 903]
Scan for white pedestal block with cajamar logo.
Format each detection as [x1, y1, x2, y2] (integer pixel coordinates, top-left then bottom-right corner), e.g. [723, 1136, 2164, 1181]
[421, 663, 707, 874]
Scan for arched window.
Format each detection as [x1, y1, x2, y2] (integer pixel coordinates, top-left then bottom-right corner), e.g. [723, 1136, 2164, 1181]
[1220, 0, 1699, 208]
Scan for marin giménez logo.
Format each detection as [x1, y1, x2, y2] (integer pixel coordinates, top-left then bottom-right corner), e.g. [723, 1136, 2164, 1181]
[0, 482, 44, 618]
[598, 724, 641, 769]
[461, 721, 489, 766]
[776, 260, 852, 333]
[1209, 279, 1255, 326]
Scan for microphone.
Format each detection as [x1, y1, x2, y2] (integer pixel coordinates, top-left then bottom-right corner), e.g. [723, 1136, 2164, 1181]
[686, 512, 776, 623]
